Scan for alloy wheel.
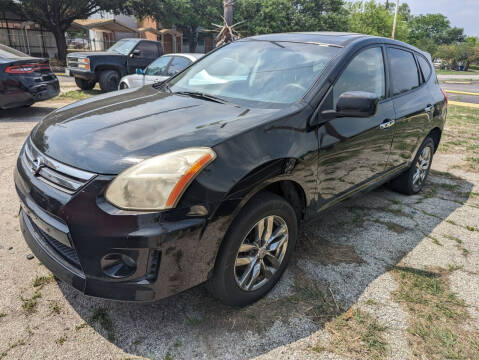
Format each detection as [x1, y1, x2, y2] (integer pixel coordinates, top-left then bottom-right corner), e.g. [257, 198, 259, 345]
[234, 215, 289, 292]
[412, 146, 431, 187]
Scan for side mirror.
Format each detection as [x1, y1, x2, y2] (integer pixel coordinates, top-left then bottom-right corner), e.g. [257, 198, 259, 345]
[131, 49, 141, 57]
[320, 91, 379, 121]
[136, 68, 144, 75]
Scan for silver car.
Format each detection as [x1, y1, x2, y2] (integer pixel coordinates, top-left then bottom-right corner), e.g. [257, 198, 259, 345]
[118, 53, 203, 89]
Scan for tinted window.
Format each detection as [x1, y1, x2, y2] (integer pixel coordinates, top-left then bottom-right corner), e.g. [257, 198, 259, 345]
[417, 55, 432, 81]
[145, 56, 172, 76]
[135, 42, 159, 58]
[167, 57, 191, 76]
[388, 48, 420, 95]
[333, 47, 385, 106]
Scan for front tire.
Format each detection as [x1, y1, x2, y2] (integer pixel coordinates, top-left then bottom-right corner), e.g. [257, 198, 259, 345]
[208, 192, 297, 306]
[391, 137, 435, 195]
[119, 82, 129, 90]
[99, 70, 120, 92]
[74, 77, 96, 90]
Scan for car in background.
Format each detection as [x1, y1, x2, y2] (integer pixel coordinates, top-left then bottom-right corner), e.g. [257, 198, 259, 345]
[66, 38, 163, 92]
[118, 53, 203, 89]
[0, 44, 59, 109]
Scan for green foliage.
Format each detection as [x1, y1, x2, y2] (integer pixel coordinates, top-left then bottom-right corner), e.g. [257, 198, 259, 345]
[14, 0, 129, 61]
[408, 14, 465, 54]
[347, 1, 408, 41]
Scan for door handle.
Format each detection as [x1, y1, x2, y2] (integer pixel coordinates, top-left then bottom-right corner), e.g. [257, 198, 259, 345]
[380, 119, 395, 129]
[425, 105, 433, 112]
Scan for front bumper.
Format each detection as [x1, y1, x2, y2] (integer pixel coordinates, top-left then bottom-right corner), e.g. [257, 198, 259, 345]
[14, 145, 222, 302]
[67, 68, 96, 81]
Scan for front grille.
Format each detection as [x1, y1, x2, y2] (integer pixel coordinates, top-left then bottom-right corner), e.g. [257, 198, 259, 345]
[33, 220, 81, 268]
[67, 57, 80, 68]
[22, 139, 96, 194]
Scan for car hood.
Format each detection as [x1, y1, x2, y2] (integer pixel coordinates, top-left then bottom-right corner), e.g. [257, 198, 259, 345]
[68, 51, 123, 58]
[31, 86, 284, 174]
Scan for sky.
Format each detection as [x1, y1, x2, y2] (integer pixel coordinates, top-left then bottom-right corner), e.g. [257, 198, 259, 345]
[397, 0, 479, 37]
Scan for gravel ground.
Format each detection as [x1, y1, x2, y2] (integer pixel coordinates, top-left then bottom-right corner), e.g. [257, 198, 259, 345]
[0, 99, 478, 359]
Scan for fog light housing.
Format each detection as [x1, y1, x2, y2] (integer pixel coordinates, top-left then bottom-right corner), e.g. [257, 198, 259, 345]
[101, 253, 137, 279]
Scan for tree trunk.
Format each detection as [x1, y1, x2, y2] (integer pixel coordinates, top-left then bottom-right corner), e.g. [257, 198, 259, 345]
[187, 28, 198, 53]
[52, 26, 67, 64]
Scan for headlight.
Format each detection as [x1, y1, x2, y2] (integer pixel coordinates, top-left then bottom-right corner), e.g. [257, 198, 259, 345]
[105, 148, 216, 211]
[78, 58, 89, 69]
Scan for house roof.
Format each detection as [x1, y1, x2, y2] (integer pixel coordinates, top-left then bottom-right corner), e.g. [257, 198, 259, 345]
[72, 19, 137, 33]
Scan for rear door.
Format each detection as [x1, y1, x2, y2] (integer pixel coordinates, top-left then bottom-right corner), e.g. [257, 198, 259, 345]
[317, 45, 396, 202]
[387, 47, 432, 168]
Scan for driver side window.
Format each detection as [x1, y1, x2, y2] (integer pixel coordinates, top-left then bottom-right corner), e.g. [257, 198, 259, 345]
[333, 47, 386, 107]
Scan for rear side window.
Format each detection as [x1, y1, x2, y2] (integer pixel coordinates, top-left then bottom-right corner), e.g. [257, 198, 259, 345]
[417, 55, 432, 81]
[333, 47, 386, 106]
[388, 48, 420, 95]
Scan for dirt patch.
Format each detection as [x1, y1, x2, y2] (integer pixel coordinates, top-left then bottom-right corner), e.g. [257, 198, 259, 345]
[297, 232, 365, 265]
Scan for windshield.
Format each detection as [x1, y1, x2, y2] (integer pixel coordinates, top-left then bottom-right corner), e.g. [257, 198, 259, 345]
[145, 56, 171, 76]
[108, 40, 138, 55]
[168, 40, 340, 107]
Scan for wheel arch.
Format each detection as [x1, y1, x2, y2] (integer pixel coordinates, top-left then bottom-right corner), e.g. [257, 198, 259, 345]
[94, 65, 123, 78]
[428, 127, 442, 152]
[202, 159, 309, 279]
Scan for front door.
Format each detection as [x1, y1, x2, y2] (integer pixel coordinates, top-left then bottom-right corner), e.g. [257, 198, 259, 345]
[127, 41, 160, 74]
[317, 46, 396, 205]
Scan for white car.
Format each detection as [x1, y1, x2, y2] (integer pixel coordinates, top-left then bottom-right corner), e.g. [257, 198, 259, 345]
[118, 53, 203, 89]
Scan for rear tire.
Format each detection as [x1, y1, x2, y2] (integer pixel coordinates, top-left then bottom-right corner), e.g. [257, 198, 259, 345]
[99, 70, 120, 92]
[74, 77, 96, 90]
[390, 137, 435, 195]
[208, 192, 297, 306]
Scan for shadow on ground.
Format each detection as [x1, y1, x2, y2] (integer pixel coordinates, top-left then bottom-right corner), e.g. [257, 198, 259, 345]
[60, 174, 475, 359]
[0, 105, 58, 122]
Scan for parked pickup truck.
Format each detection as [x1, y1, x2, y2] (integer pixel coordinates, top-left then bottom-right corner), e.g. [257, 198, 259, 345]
[66, 38, 163, 92]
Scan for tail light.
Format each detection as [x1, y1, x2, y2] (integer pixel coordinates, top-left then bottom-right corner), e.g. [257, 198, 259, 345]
[441, 88, 448, 105]
[5, 63, 51, 74]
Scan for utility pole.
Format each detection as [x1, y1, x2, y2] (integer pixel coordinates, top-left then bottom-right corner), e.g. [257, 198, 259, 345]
[224, 0, 234, 27]
[391, 0, 399, 39]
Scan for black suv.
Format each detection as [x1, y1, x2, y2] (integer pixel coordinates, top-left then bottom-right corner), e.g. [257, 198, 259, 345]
[15, 33, 446, 306]
[66, 38, 163, 92]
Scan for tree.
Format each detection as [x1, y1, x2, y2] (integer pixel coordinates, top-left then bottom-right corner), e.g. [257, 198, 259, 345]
[347, 1, 409, 41]
[236, 0, 347, 36]
[128, 0, 222, 52]
[408, 14, 464, 47]
[436, 43, 479, 70]
[12, 0, 127, 63]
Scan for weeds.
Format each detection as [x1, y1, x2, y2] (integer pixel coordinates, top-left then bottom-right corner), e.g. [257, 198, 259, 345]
[90, 308, 115, 341]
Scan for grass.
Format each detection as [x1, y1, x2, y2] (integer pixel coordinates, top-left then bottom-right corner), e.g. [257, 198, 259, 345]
[438, 105, 479, 173]
[57, 89, 101, 100]
[56, 336, 67, 345]
[49, 301, 61, 315]
[0, 313, 5, 318]
[20, 291, 41, 314]
[313, 308, 388, 360]
[32, 274, 54, 289]
[90, 308, 115, 341]
[391, 266, 479, 360]
[0, 339, 26, 359]
[437, 69, 479, 75]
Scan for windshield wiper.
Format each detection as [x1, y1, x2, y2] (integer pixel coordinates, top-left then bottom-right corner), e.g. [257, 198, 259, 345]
[153, 80, 172, 93]
[174, 91, 228, 104]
